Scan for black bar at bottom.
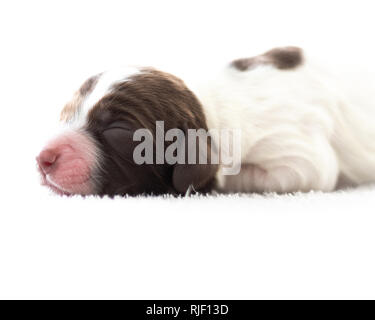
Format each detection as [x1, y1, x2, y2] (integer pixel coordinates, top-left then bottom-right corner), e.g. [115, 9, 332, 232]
[0, 300, 370, 319]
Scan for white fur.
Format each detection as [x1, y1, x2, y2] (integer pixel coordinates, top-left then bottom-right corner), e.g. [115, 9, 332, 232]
[190, 52, 375, 193]
[70, 66, 140, 128]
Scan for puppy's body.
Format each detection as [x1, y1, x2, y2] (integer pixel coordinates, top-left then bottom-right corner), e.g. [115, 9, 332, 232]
[194, 48, 375, 193]
[37, 47, 375, 196]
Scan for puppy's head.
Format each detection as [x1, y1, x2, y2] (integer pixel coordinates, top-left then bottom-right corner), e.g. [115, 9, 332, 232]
[37, 67, 217, 196]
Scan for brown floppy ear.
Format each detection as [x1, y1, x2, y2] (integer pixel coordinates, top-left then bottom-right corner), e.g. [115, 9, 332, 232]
[172, 134, 218, 194]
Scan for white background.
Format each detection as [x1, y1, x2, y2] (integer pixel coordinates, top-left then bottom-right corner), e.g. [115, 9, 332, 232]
[1, 0, 375, 299]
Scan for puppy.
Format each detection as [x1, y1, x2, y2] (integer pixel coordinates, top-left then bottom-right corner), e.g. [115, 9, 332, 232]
[37, 47, 375, 196]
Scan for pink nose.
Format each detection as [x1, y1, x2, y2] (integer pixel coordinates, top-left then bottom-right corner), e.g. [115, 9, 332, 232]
[37, 149, 58, 173]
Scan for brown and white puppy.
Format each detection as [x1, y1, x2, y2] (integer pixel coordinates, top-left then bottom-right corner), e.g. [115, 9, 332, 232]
[37, 47, 375, 196]
[37, 67, 218, 196]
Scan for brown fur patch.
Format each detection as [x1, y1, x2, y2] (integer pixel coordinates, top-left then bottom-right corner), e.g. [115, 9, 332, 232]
[60, 75, 99, 122]
[85, 68, 218, 196]
[264, 47, 304, 69]
[231, 46, 304, 71]
[87, 68, 206, 132]
[231, 57, 259, 71]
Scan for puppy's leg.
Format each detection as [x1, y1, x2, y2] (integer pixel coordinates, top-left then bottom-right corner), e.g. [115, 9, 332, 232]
[220, 133, 339, 193]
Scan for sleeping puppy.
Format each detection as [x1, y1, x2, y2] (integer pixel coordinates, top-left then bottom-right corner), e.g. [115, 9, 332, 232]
[37, 47, 375, 196]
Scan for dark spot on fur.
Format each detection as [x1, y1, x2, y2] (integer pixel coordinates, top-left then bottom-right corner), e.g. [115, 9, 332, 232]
[231, 57, 258, 71]
[231, 46, 304, 71]
[264, 47, 303, 70]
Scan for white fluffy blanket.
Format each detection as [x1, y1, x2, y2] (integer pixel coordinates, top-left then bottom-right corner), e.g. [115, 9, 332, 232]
[1, 180, 375, 299]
